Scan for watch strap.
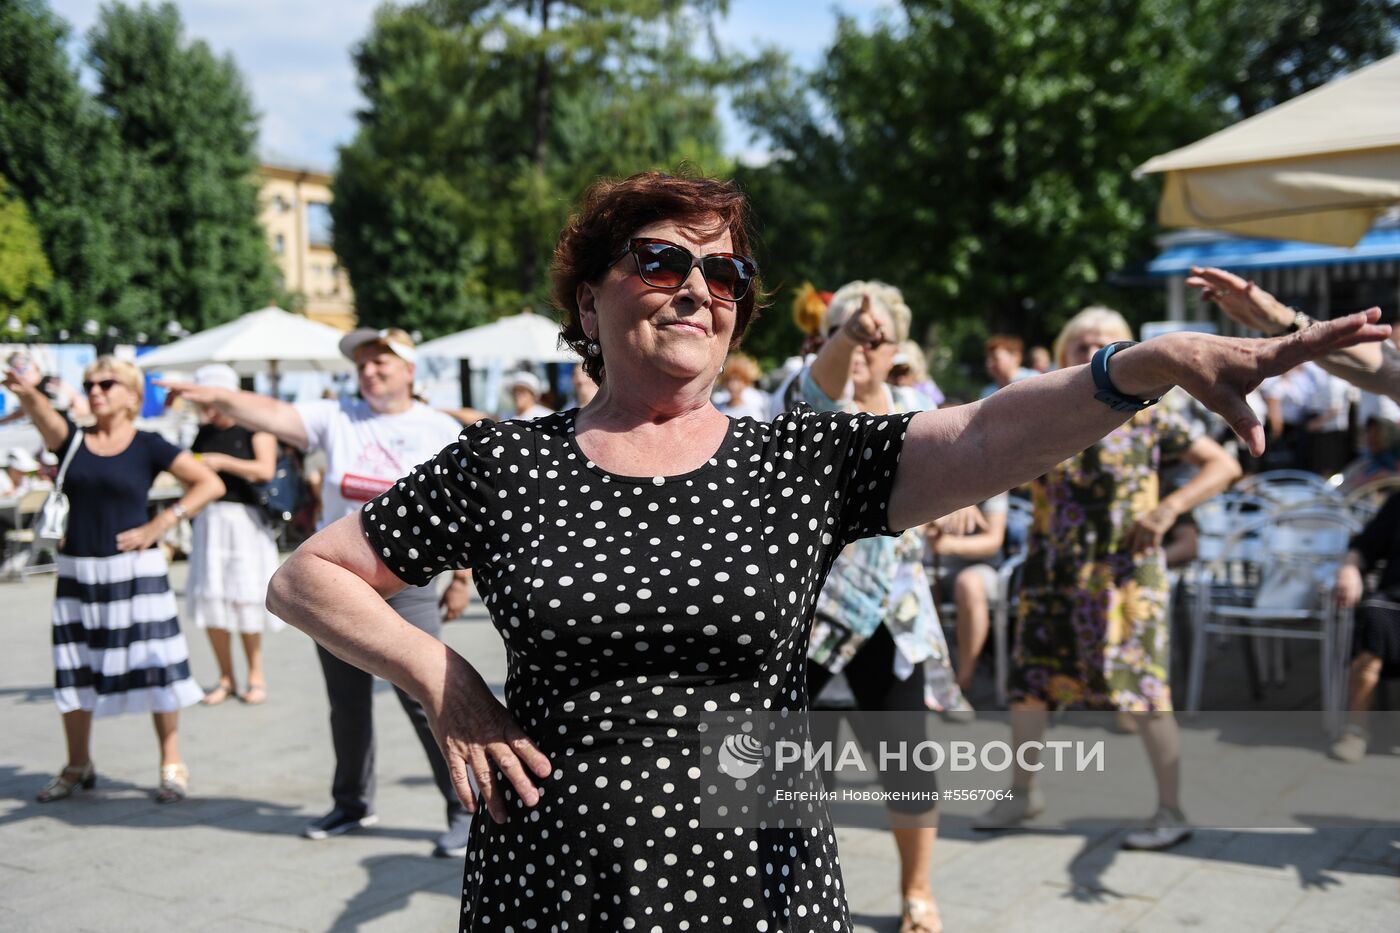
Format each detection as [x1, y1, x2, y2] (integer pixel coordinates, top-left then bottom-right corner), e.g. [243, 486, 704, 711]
[1090, 341, 1160, 413]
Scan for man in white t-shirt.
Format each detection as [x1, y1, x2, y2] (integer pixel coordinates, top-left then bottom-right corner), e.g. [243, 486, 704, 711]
[161, 327, 474, 857]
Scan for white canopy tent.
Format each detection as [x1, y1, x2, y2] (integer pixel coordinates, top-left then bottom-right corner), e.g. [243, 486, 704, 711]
[416, 310, 578, 364]
[135, 305, 354, 378]
[1138, 54, 1400, 246]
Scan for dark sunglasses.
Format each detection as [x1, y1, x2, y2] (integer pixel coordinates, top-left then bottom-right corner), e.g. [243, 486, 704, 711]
[611, 238, 757, 303]
[82, 378, 121, 394]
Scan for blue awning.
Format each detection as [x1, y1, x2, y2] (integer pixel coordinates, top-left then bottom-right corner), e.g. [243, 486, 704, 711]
[1148, 227, 1400, 276]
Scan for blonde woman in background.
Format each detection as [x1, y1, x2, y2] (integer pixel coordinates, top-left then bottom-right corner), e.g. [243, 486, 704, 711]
[795, 280, 968, 933]
[4, 357, 223, 803]
[715, 351, 770, 420]
[977, 307, 1242, 850]
[186, 365, 283, 706]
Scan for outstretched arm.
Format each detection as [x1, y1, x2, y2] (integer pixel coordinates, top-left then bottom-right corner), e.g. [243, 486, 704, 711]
[1187, 266, 1399, 399]
[157, 382, 309, 450]
[888, 311, 1388, 530]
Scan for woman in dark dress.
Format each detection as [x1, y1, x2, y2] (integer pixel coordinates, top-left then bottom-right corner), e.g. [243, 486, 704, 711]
[4, 356, 223, 803]
[186, 364, 282, 706]
[264, 171, 1387, 930]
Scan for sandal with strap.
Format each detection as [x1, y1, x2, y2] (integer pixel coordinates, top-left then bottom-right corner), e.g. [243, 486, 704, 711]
[201, 681, 235, 706]
[240, 683, 267, 706]
[36, 761, 96, 803]
[900, 896, 943, 933]
[155, 763, 189, 804]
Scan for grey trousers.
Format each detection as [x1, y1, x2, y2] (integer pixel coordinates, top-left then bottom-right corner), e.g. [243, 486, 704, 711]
[316, 583, 464, 822]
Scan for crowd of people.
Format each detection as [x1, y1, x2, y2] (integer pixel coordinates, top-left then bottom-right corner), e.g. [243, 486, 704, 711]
[1, 170, 1396, 932]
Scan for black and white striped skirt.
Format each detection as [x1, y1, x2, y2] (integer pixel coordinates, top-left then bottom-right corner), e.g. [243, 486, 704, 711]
[52, 548, 204, 716]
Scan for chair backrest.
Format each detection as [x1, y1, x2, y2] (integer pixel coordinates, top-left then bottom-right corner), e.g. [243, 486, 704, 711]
[17, 488, 51, 516]
[1343, 476, 1400, 525]
[1194, 492, 1273, 562]
[1249, 508, 1359, 612]
[1237, 470, 1341, 508]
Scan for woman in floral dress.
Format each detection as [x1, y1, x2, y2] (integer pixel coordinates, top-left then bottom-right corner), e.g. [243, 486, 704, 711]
[977, 307, 1243, 852]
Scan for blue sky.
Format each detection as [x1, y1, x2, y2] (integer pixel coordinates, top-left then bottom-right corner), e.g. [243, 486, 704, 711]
[50, 0, 897, 170]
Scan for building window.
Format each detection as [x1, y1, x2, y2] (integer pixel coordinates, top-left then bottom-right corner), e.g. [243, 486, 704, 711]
[307, 202, 333, 248]
[273, 234, 285, 255]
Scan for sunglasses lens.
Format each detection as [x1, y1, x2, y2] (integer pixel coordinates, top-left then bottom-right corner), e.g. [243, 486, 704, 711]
[702, 257, 750, 301]
[636, 244, 690, 288]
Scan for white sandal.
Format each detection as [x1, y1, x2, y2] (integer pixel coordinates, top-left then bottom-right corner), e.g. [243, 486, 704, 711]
[155, 763, 189, 804]
[36, 761, 96, 803]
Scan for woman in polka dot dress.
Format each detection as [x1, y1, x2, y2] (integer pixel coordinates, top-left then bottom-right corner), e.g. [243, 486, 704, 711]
[266, 171, 1389, 931]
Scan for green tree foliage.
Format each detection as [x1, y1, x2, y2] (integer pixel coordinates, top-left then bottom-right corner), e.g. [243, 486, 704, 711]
[0, 0, 138, 337]
[1216, 0, 1400, 117]
[0, 175, 53, 325]
[85, 2, 276, 334]
[332, 0, 732, 337]
[732, 0, 1400, 380]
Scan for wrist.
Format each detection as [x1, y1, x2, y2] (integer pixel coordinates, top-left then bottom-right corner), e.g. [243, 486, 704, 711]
[1096, 342, 1171, 406]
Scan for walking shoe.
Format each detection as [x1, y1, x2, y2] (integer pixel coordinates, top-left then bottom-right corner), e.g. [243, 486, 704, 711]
[433, 810, 472, 858]
[1122, 805, 1192, 851]
[35, 761, 96, 803]
[1329, 725, 1369, 763]
[302, 808, 379, 840]
[972, 786, 1045, 830]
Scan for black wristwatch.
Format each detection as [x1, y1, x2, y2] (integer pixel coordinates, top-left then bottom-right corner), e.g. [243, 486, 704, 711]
[1090, 341, 1160, 413]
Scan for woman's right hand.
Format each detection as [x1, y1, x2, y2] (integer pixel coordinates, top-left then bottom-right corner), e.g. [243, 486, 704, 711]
[1335, 564, 1364, 609]
[841, 295, 888, 349]
[428, 654, 551, 824]
[3, 368, 38, 399]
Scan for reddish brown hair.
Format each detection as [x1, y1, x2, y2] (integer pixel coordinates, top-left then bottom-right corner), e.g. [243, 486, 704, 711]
[984, 334, 1024, 357]
[551, 170, 764, 384]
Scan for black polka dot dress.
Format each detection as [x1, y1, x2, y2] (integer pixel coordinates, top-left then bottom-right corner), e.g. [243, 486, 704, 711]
[362, 406, 916, 932]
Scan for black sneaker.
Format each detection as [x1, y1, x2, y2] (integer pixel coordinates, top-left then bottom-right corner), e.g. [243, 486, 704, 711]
[433, 810, 472, 858]
[302, 808, 379, 840]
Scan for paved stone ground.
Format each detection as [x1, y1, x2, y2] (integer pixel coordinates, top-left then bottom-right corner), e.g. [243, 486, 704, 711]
[0, 564, 1395, 932]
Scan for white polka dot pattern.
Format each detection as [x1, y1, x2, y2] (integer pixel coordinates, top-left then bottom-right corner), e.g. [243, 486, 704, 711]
[360, 405, 916, 931]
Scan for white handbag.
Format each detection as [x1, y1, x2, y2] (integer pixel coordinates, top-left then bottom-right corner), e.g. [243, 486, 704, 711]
[34, 430, 82, 543]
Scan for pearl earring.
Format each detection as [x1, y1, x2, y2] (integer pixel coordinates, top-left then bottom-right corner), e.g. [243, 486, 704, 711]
[586, 340, 601, 356]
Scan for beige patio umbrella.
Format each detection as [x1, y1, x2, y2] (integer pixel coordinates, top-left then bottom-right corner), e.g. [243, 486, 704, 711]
[1138, 54, 1400, 246]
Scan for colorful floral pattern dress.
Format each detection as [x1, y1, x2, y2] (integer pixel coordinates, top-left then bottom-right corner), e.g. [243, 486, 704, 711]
[1010, 408, 1193, 711]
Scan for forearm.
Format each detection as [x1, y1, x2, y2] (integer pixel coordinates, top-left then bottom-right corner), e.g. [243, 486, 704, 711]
[935, 531, 1003, 561]
[891, 365, 1133, 527]
[1162, 458, 1239, 517]
[203, 453, 275, 483]
[14, 389, 69, 451]
[808, 333, 858, 401]
[1313, 342, 1400, 398]
[268, 551, 456, 702]
[217, 392, 308, 449]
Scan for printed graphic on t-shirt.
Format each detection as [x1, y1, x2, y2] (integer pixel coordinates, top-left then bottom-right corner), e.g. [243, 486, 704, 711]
[340, 472, 396, 503]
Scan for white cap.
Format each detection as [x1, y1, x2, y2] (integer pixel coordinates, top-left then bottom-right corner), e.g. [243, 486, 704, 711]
[4, 447, 40, 473]
[338, 327, 417, 364]
[508, 371, 541, 396]
[194, 363, 240, 391]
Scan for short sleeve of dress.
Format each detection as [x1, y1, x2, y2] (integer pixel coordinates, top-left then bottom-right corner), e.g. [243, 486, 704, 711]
[359, 419, 498, 587]
[141, 431, 182, 473]
[786, 406, 918, 548]
[1153, 407, 1194, 461]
